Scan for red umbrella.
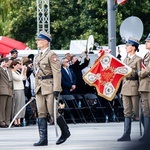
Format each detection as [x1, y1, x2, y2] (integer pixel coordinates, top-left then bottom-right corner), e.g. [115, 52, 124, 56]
[0, 36, 30, 57]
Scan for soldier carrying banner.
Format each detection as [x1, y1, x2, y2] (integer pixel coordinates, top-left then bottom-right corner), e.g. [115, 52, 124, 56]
[117, 37, 142, 141]
[138, 33, 150, 142]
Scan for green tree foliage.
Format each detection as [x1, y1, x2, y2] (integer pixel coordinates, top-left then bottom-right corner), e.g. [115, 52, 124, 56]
[50, 0, 108, 49]
[0, 0, 149, 50]
[116, 0, 150, 43]
[0, 0, 11, 33]
[0, 0, 37, 49]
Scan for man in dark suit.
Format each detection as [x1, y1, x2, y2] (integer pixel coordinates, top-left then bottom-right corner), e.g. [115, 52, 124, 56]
[0, 57, 13, 128]
[61, 57, 76, 95]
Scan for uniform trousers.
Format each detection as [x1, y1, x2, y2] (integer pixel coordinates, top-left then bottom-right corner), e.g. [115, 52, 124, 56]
[122, 95, 139, 118]
[140, 92, 150, 117]
[0, 95, 12, 125]
[36, 90, 60, 119]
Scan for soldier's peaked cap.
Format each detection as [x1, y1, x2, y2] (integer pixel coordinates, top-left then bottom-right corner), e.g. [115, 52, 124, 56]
[126, 37, 139, 48]
[36, 31, 52, 42]
[145, 33, 150, 41]
[10, 48, 18, 54]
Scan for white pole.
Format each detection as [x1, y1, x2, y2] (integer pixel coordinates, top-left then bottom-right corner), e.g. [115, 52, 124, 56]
[107, 0, 116, 57]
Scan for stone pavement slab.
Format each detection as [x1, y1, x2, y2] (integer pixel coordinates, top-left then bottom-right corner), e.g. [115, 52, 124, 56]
[0, 122, 144, 150]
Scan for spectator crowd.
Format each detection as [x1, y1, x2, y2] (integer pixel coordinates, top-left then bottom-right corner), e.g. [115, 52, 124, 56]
[0, 45, 143, 128]
[0, 49, 101, 128]
[0, 49, 36, 128]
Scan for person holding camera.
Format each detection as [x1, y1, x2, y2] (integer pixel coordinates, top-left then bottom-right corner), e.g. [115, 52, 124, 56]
[70, 51, 90, 94]
[10, 59, 27, 127]
[33, 31, 70, 146]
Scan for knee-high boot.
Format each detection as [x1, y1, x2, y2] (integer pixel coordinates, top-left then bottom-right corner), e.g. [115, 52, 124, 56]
[56, 115, 71, 145]
[33, 118, 48, 146]
[117, 117, 131, 141]
[139, 117, 150, 142]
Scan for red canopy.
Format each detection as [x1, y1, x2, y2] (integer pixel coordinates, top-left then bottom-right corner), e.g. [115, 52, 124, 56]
[0, 36, 29, 57]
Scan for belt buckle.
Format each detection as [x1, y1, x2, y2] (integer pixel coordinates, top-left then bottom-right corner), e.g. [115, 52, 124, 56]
[39, 76, 42, 80]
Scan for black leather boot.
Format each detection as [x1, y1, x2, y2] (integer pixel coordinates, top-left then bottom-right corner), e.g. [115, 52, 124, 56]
[56, 115, 71, 145]
[33, 118, 48, 146]
[139, 117, 150, 142]
[117, 117, 131, 141]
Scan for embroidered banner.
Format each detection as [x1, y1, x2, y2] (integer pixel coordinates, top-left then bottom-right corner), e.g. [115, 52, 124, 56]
[83, 50, 132, 101]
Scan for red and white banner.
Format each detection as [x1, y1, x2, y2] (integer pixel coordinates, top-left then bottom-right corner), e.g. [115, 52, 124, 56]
[116, 0, 127, 5]
[83, 50, 132, 101]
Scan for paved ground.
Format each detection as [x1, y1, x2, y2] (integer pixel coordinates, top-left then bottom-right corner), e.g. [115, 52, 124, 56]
[0, 122, 148, 150]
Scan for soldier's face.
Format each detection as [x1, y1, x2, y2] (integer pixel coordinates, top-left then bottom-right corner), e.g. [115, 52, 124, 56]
[125, 44, 135, 54]
[145, 41, 150, 50]
[12, 53, 18, 59]
[36, 39, 48, 49]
